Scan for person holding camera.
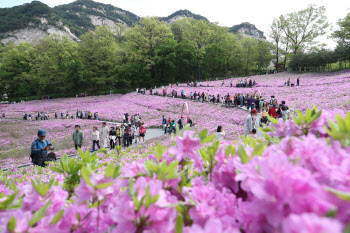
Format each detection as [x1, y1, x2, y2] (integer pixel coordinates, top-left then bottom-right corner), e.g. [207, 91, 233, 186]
[30, 129, 56, 167]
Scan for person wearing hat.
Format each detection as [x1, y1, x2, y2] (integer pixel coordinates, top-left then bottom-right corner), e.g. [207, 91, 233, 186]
[244, 109, 257, 137]
[30, 129, 55, 166]
[259, 112, 269, 127]
[101, 122, 109, 148]
[72, 125, 84, 150]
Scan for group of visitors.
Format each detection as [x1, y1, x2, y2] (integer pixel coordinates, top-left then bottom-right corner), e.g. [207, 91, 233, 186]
[90, 121, 146, 150]
[23, 112, 51, 121]
[136, 88, 147, 94]
[161, 115, 193, 134]
[22, 111, 99, 121]
[243, 96, 290, 137]
[235, 79, 256, 88]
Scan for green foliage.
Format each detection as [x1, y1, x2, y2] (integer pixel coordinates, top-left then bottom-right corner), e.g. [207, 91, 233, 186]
[293, 107, 322, 135]
[0, 15, 272, 97]
[202, 44, 227, 78]
[325, 112, 350, 147]
[0, 1, 53, 33]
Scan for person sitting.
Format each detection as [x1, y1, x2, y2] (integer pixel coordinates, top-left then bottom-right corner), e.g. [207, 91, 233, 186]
[216, 125, 225, 141]
[30, 129, 55, 167]
[259, 112, 269, 127]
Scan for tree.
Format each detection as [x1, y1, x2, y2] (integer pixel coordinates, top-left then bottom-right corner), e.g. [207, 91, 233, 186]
[280, 4, 329, 55]
[155, 38, 177, 85]
[174, 42, 197, 82]
[202, 44, 227, 79]
[255, 40, 273, 70]
[241, 37, 257, 75]
[332, 12, 350, 42]
[34, 34, 82, 96]
[269, 18, 283, 70]
[79, 26, 118, 94]
[0, 42, 37, 98]
[124, 17, 173, 84]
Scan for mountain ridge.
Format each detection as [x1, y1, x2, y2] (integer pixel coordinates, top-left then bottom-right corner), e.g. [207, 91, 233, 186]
[0, 0, 266, 44]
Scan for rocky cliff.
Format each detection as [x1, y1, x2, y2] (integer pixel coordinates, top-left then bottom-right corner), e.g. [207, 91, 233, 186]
[0, 0, 266, 45]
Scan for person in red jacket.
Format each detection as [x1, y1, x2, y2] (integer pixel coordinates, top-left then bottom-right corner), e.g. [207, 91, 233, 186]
[268, 100, 279, 118]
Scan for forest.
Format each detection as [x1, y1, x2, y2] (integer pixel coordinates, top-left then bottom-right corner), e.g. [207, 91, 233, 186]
[0, 4, 349, 100]
[0, 17, 272, 99]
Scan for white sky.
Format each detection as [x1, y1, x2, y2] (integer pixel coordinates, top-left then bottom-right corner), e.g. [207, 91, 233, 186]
[1, 0, 350, 48]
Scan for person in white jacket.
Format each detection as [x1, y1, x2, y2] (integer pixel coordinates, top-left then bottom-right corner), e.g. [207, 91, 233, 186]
[101, 122, 109, 148]
[244, 109, 257, 137]
[216, 126, 225, 141]
[92, 126, 100, 151]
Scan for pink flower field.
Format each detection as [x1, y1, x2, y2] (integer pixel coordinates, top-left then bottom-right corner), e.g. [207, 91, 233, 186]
[0, 71, 350, 233]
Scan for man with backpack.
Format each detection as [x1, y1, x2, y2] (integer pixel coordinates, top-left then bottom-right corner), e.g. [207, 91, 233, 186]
[30, 129, 56, 167]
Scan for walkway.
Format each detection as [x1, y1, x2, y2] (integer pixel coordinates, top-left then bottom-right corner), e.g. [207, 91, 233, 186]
[1, 120, 165, 171]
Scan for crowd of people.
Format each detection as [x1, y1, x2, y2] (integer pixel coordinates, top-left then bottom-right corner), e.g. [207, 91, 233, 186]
[161, 115, 193, 134]
[21, 111, 99, 121]
[30, 113, 148, 167]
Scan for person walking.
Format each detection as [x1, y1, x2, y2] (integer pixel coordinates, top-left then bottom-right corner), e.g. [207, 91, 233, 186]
[109, 126, 117, 150]
[116, 125, 122, 146]
[101, 122, 109, 148]
[139, 123, 146, 143]
[92, 126, 100, 151]
[297, 77, 300, 86]
[72, 125, 84, 150]
[134, 125, 139, 143]
[123, 124, 131, 147]
[244, 109, 257, 137]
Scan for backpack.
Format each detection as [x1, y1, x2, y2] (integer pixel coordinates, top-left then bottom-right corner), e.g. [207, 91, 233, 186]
[139, 127, 146, 134]
[162, 118, 166, 124]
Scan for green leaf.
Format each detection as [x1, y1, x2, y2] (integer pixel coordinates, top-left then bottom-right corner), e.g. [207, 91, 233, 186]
[60, 154, 68, 171]
[324, 208, 337, 218]
[50, 167, 64, 174]
[81, 167, 93, 187]
[198, 129, 208, 140]
[237, 145, 249, 164]
[267, 115, 278, 124]
[251, 142, 268, 157]
[201, 135, 216, 144]
[128, 178, 134, 196]
[326, 187, 350, 201]
[155, 143, 165, 162]
[29, 201, 51, 226]
[344, 222, 350, 233]
[50, 210, 64, 224]
[7, 216, 16, 232]
[104, 163, 113, 177]
[175, 214, 183, 233]
[96, 182, 114, 189]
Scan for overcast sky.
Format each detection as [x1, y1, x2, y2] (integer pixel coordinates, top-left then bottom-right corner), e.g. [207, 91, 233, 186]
[1, 0, 350, 48]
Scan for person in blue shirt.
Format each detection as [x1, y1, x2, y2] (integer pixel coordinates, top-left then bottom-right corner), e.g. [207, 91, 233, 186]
[30, 129, 55, 166]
